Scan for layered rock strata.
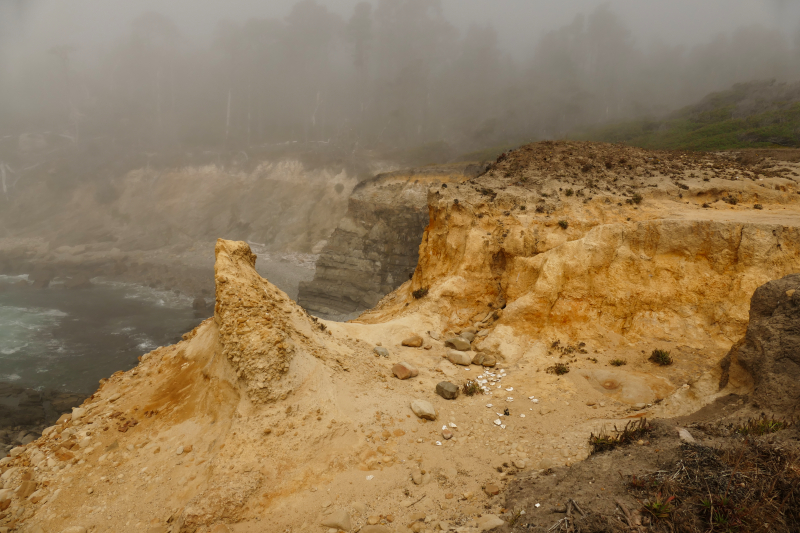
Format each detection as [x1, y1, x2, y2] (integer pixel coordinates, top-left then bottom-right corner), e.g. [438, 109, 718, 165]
[297, 165, 479, 319]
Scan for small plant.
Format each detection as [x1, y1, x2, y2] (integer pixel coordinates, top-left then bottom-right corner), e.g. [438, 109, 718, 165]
[723, 195, 738, 205]
[632, 193, 643, 204]
[643, 494, 675, 519]
[546, 363, 570, 376]
[558, 220, 569, 229]
[702, 202, 711, 208]
[535, 205, 545, 213]
[735, 415, 792, 436]
[677, 182, 689, 190]
[462, 380, 481, 397]
[754, 203, 763, 210]
[412, 287, 429, 299]
[610, 358, 627, 366]
[703, 177, 710, 181]
[587, 357, 598, 363]
[649, 349, 673, 366]
[565, 188, 574, 197]
[589, 418, 652, 454]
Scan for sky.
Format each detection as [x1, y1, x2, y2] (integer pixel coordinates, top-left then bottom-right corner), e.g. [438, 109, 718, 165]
[6, 0, 800, 58]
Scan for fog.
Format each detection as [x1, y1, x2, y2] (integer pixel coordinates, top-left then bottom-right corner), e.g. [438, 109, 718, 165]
[2, 0, 800, 162]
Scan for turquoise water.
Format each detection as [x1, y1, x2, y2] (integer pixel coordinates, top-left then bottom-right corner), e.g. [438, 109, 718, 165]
[0, 275, 204, 394]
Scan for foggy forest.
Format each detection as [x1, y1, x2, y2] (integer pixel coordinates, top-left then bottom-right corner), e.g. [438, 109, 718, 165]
[2, 0, 800, 166]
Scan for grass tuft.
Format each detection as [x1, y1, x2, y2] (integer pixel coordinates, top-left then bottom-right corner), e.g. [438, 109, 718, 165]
[412, 287, 429, 299]
[610, 358, 627, 366]
[558, 220, 569, 230]
[649, 349, 673, 366]
[735, 414, 792, 436]
[589, 418, 652, 454]
[546, 363, 570, 376]
[462, 380, 481, 397]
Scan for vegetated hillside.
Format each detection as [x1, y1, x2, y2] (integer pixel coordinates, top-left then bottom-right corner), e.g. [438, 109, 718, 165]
[572, 80, 800, 151]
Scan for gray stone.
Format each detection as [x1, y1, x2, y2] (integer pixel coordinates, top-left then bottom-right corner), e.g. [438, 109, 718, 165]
[373, 347, 389, 357]
[410, 399, 437, 420]
[446, 350, 472, 366]
[436, 381, 459, 400]
[444, 337, 471, 351]
[460, 331, 476, 343]
[471, 352, 485, 365]
[721, 273, 800, 411]
[320, 509, 351, 531]
[481, 353, 497, 367]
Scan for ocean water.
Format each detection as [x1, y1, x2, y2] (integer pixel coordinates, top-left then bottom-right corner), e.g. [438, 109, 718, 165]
[0, 275, 204, 395]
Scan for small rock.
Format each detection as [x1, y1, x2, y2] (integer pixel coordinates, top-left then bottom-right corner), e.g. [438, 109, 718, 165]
[320, 509, 351, 531]
[392, 362, 419, 380]
[176, 446, 184, 455]
[87, 488, 93, 494]
[460, 331, 476, 342]
[586, 401, 596, 406]
[59, 528, 88, 533]
[677, 428, 695, 443]
[481, 354, 497, 367]
[483, 483, 500, 496]
[411, 471, 431, 485]
[402, 335, 424, 347]
[442, 428, 453, 440]
[423, 344, 432, 350]
[9, 446, 24, 457]
[444, 337, 471, 351]
[373, 347, 389, 357]
[436, 381, 460, 400]
[367, 515, 381, 525]
[15, 480, 37, 499]
[360, 526, 392, 533]
[471, 352, 485, 365]
[446, 350, 472, 366]
[184, 444, 193, 453]
[634, 403, 646, 410]
[513, 459, 527, 469]
[71, 407, 86, 421]
[352, 502, 368, 515]
[476, 514, 505, 531]
[538, 457, 556, 470]
[209, 525, 233, 533]
[410, 399, 437, 420]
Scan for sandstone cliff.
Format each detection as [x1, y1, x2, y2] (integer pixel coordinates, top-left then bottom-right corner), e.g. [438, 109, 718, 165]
[298, 165, 479, 319]
[4, 142, 800, 533]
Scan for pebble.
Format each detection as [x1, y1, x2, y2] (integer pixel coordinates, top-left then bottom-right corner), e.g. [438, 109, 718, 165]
[373, 347, 389, 357]
[402, 335, 424, 348]
[360, 526, 392, 533]
[176, 446, 184, 455]
[442, 428, 453, 440]
[59, 528, 88, 533]
[483, 483, 500, 496]
[392, 362, 419, 380]
[446, 350, 472, 366]
[435, 381, 460, 400]
[410, 399, 437, 420]
[677, 427, 695, 443]
[444, 337, 471, 351]
[320, 509, 351, 531]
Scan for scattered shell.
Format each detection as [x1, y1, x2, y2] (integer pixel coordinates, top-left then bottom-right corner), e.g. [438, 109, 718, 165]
[494, 419, 502, 426]
[486, 404, 493, 408]
[366, 475, 374, 481]
[501, 424, 506, 429]
[448, 422, 457, 428]
[436, 441, 442, 446]
[506, 387, 514, 391]
[535, 503, 541, 508]
[520, 414, 526, 418]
